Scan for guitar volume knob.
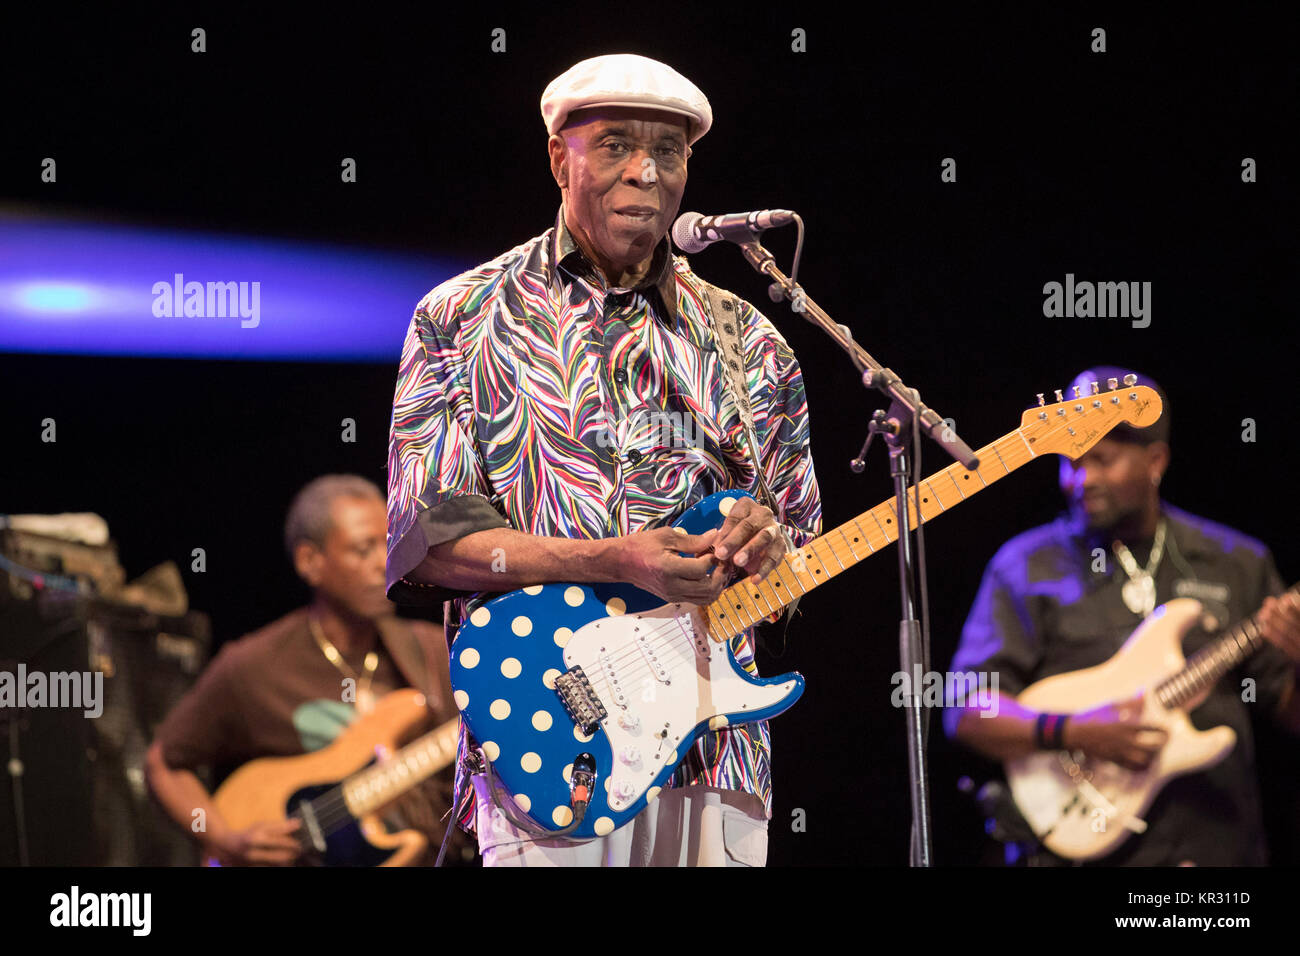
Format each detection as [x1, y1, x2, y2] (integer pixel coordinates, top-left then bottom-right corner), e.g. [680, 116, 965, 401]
[618, 713, 641, 733]
[620, 746, 641, 765]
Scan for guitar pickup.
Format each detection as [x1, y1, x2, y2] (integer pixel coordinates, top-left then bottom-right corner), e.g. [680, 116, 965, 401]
[555, 666, 608, 737]
[631, 622, 670, 683]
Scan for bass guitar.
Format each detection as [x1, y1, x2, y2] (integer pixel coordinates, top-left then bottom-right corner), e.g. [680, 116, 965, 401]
[1008, 583, 1299, 860]
[451, 382, 1163, 839]
[208, 689, 459, 866]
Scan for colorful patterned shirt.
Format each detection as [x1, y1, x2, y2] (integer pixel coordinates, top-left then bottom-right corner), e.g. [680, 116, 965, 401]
[385, 207, 822, 832]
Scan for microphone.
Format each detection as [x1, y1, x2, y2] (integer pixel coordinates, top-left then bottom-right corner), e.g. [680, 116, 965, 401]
[672, 209, 795, 253]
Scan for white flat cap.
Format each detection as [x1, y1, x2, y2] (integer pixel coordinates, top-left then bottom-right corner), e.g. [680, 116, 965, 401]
[541, 53, 712, 145]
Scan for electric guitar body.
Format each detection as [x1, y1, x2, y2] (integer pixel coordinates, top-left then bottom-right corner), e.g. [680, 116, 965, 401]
[1008, 599, 1242, 861]
[449, 491, 803, 840]
[209, 689, 459, 866]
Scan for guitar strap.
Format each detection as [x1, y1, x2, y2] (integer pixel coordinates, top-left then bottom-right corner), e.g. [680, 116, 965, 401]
[689, 271, 802, 626]
[377, 618, 437, 706]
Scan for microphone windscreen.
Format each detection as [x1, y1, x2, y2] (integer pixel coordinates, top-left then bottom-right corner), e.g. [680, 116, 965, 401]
[671, 212, 707, 253]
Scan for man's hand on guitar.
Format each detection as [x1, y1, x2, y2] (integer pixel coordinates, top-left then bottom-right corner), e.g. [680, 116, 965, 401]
[614, 526, 729, 605]
[709, 497, 790, 585]
[1061, 693, 1168, 771]
[205, 819, 304, 866]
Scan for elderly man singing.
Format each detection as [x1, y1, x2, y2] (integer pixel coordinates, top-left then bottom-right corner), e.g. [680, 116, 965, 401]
[386, 53, 822, 866]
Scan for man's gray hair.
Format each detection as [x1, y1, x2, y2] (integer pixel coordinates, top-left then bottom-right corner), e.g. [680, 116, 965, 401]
[284, 474, 384, 561]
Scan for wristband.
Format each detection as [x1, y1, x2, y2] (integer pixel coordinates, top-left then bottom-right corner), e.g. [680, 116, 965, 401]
[1034, 712, 1051, 749]
[1035, 713, 1068, 750]
[1051, 714, 1070, 750]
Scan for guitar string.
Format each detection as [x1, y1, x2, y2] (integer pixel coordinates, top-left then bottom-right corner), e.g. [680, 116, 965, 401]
[1155, 582, 1297, 706]
[581, 533, 847, 674]
[304, 746, 447, 838]
[570, 608, 701, 675]
[577, 617, 699, 702]
[297, 729, 460, 839]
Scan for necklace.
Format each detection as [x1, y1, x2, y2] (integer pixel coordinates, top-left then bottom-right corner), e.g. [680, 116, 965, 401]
[1112, 519, 1167, 617]
[308, 613, 379, 713]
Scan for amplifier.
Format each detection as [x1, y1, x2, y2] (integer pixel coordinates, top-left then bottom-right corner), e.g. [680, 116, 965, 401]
[1, 533, 210, 865]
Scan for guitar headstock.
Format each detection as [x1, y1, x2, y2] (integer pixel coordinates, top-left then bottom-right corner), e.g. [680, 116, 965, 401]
[1018, 376, 1163, 459]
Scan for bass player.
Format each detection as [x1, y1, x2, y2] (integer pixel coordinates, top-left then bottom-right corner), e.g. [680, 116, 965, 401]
[146, 475, 473, 865]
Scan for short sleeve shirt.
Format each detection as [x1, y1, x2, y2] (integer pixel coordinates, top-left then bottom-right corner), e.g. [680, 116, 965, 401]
[154, 609, 470, 859]
[946, 503, 1294, 865]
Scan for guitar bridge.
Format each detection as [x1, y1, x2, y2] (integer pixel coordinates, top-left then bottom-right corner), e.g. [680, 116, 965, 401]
[555, 666, 608, 737]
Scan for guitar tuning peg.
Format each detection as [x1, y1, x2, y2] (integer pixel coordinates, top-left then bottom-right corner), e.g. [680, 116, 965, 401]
[1054, 389, 1064, 403]
[1037, 393, 1045, 407]
[1090, 381, 1100, 395]
[1072, 385, 1082, 398]
[1107, 377, 1119, 390]
[1123, 373, 1137, 386]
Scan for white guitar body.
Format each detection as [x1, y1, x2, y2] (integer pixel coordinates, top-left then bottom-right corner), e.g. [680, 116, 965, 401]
[563, 603, 802, 818]
[1007, 599, 1237, 861]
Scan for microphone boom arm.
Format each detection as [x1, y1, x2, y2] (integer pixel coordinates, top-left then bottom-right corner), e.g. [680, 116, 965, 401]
[735, 239, 979, 470]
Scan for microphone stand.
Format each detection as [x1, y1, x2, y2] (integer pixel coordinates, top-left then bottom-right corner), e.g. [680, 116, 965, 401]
[734, 236, 980, 867]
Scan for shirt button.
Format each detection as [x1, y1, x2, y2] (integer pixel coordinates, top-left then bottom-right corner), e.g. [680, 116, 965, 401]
[613, 369, 628, 386]
[627, 449, 644, 465]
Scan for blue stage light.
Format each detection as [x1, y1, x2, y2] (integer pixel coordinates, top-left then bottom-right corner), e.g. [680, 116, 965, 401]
[0, 213, 471, 362]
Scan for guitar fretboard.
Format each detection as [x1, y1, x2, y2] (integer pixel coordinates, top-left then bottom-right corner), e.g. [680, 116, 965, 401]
[703, 426, 1044, 640]
[340, 717, 461, 819]
[1154, 584, 1300, 709]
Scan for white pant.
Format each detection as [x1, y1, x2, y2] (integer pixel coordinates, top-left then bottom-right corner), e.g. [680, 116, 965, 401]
[471, 773, 769, 867]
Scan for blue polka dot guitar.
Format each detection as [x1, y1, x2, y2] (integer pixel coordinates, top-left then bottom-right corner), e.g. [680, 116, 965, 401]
[449, 384, 1164, 839]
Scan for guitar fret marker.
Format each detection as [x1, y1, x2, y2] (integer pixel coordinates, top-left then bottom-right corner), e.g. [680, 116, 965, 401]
[851, 518, 876, 552]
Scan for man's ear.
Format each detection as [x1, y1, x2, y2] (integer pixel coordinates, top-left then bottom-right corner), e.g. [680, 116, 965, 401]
[293, 540, 323, 588]
[1146, 441, 1171, 484]
[548, 134, 568, 189]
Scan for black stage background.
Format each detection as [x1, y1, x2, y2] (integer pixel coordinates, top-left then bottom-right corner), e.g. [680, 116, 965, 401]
[2, 5, 1297, 867]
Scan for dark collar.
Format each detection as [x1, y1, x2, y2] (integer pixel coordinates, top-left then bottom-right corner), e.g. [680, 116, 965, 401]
[1065, 501, 1215, 560]
[550, 206, 678, 326]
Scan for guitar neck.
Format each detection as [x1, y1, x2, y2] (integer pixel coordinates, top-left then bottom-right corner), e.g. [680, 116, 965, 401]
[340, 717, 461, 819]
[1155, 583, 1300, 709]
[706, 425, 1044, 639]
